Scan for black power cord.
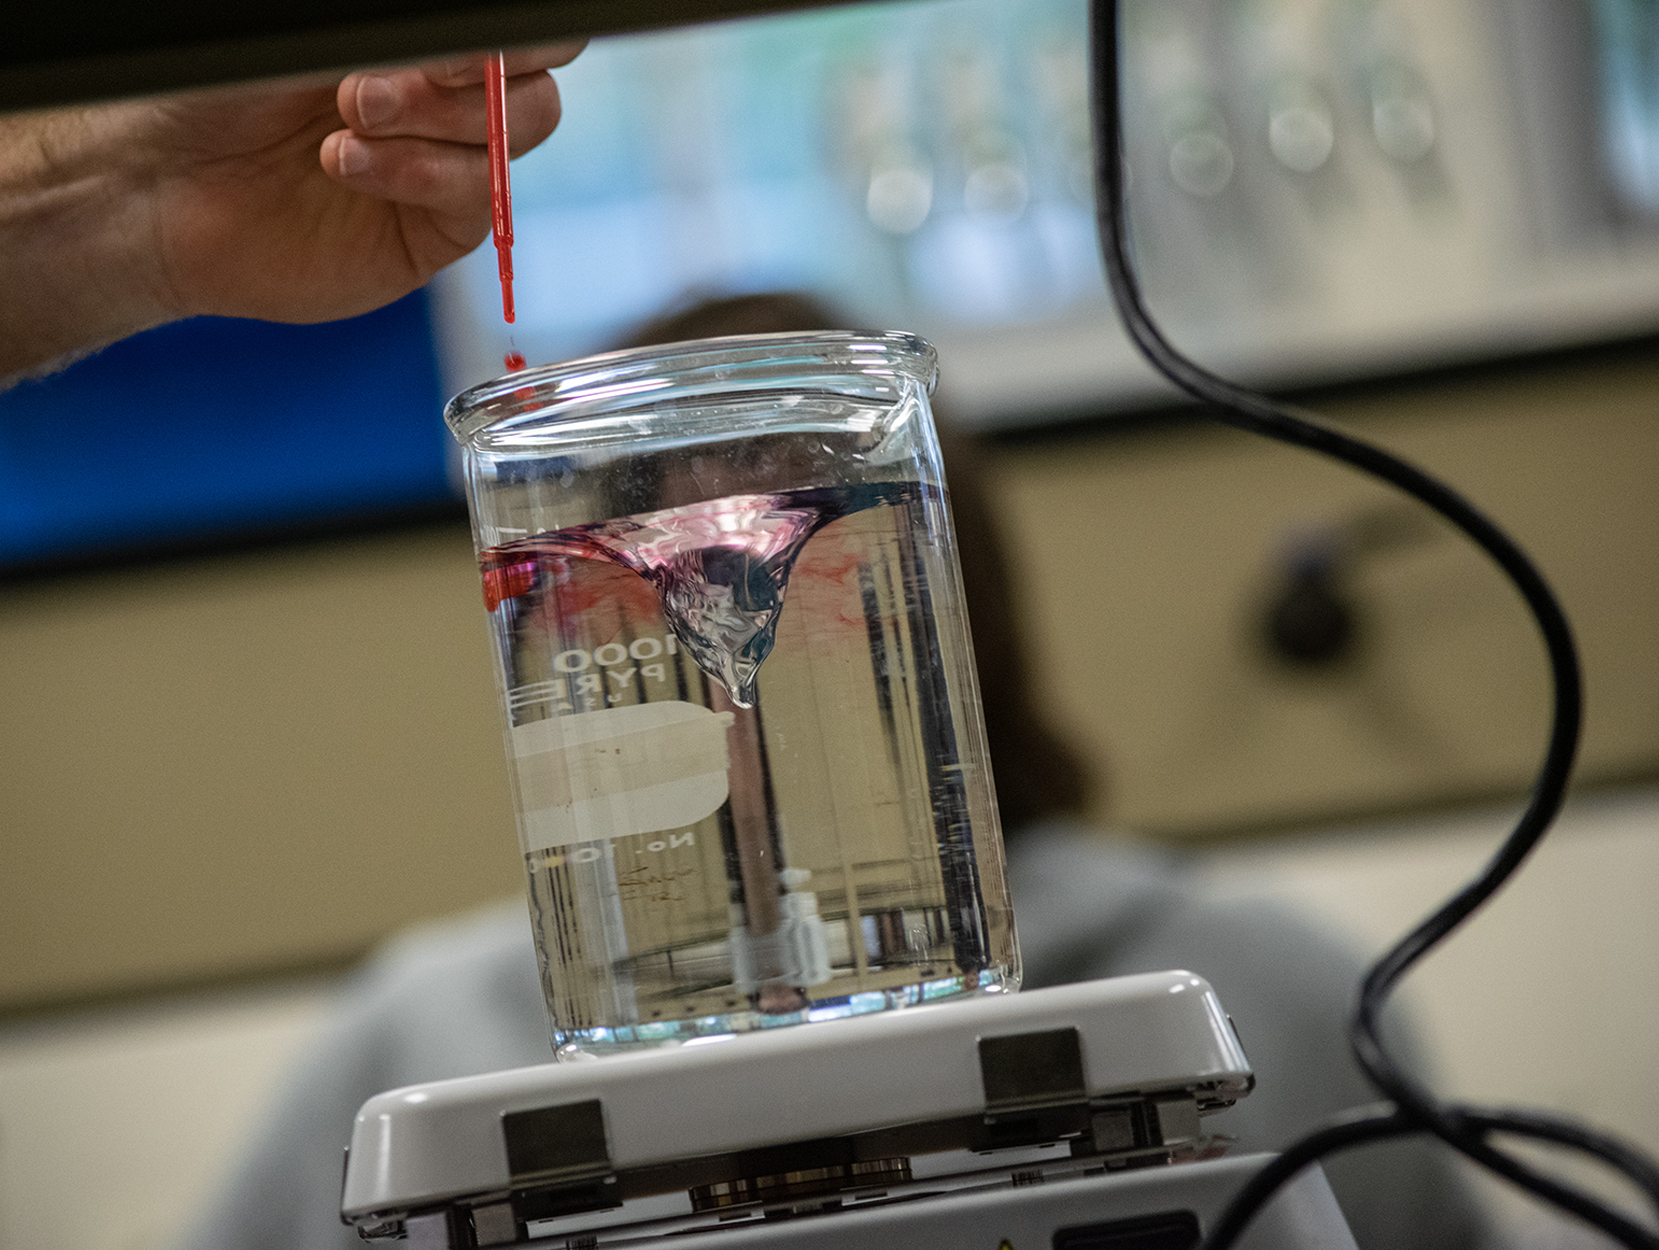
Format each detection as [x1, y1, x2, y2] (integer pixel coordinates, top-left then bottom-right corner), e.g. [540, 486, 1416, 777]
[1086, 2, 1659, 1245]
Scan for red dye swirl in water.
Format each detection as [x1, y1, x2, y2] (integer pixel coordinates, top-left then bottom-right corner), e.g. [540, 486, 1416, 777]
[477, 482, 930, 706]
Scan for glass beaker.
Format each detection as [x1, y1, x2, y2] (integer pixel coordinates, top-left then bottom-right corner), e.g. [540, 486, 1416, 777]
[445, 331, 1019, 1057]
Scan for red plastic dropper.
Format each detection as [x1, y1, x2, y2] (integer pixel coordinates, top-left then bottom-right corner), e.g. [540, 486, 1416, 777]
[484, 51, 517, 333]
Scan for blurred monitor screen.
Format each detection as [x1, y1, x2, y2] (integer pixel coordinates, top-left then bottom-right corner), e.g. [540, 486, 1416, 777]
[435, 0, 1105, 395]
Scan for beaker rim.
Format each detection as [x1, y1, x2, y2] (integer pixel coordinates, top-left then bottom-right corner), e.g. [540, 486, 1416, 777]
[444, 329, 938, 445]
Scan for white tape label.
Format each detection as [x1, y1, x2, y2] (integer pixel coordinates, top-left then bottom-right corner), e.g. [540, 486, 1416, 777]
[511, 701, 735, 850]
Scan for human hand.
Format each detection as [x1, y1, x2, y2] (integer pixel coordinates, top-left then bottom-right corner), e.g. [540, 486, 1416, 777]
[0, 44, 582, 382]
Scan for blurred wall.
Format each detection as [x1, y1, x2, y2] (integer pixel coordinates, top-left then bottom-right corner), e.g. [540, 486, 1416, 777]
[0, 980, 338, 1250]
[1, 348, 1656, 1010]
[0, 526, 521, 1011]
[992, 349, 1659, 833]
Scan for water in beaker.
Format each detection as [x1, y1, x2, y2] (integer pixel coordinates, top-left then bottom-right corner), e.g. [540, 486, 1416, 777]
[448, 332, 1018, 1056]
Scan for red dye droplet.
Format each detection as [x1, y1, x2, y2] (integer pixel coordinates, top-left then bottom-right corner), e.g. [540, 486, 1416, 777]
[504, 351, 526, 371]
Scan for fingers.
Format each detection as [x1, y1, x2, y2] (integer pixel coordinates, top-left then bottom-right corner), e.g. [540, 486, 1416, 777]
[337, 67, 561, 155]
[320, 129, 494, 237]
[323, 40, 581, 218]
[422, 42, 587, 87]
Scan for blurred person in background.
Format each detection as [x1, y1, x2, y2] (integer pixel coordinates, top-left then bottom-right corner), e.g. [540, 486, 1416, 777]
[172, 293, 1487, 1250]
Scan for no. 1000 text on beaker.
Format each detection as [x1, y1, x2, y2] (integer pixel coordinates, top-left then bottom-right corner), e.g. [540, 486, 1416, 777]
[446, 331, 1019, 1056]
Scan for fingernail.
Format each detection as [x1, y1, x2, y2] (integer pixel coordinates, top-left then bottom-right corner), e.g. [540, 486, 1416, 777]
[336, 134, 371, 177]
[355, 75, 399, 129]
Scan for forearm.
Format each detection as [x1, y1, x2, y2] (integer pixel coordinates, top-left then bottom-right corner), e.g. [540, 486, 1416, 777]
[0, 106, 179, 386]
[0, 47, 579, 387]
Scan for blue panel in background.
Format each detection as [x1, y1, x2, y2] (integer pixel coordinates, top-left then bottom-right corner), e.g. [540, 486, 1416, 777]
[0, 289, 452, 570]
